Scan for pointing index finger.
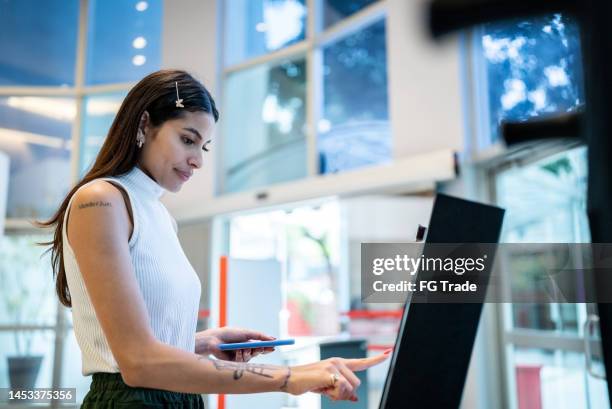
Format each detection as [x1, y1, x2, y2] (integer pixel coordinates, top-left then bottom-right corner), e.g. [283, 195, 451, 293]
[344, 352, 390, 372]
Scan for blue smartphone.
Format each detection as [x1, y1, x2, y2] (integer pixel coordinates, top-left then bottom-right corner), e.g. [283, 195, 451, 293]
[218, 339, 295, 351]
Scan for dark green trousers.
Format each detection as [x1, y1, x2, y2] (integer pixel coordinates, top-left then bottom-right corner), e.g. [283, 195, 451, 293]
[81, 372, 205, 408]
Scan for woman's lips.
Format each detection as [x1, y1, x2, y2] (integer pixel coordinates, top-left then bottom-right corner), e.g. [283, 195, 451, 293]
[175, 169, 191, 181]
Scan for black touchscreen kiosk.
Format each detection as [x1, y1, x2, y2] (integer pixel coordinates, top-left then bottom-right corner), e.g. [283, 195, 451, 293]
[379, 193, 505, 409]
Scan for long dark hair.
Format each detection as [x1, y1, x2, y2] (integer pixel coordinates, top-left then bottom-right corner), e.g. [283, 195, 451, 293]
[34, 69, 219, 307]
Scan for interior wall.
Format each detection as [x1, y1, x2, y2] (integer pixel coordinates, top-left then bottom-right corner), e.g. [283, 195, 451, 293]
[386, 0, 464, 157]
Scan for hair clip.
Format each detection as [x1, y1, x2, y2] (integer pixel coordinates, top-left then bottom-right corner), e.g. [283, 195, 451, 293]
[175, 81, 184, 108]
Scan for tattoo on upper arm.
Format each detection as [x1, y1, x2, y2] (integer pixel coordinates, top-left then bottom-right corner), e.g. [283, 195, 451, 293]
[199, 356, 275, 380]
[77, 200, 112, 209]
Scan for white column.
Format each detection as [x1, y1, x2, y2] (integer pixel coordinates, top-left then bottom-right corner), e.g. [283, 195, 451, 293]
[387, 0, 464, 157]
[160, 0, 219, 215]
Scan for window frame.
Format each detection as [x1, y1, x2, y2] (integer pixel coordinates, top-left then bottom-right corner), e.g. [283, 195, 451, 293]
[216, 0, 389, 195]
[0, 1, 160, 403]
[485, 145, 603, 409]
[462, 13, 602, 407]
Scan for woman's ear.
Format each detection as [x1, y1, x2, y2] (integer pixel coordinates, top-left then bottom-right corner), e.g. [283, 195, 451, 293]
[138, 111, 151, 136]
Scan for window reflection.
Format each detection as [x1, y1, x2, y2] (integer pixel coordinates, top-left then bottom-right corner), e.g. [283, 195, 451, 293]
[0, 96, 73, 218]
[319, 19, 390, 174]
[496, 147, 589, 334]
[323, 0, 379, 28]
[224, 0, 307, 66]
[223, 58, 307, 193]
[482, 13, 584, 142]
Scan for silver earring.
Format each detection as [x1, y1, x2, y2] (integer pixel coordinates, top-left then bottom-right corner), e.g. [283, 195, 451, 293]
[136, 129, 145, 148]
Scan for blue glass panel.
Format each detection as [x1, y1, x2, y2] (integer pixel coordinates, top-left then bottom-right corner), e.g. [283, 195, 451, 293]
[223, 59, 307, 193]
[0, 96, 73, 218]
[86, 0, 162, 85]
[225, 0, 307, 66]
[319, 19, 390, 174]
[482, 14, 584, 143]
[79, 92, 127, 176]
[0, 0, 79, 86]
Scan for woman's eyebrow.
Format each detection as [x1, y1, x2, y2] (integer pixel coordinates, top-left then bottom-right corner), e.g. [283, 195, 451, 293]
[183, 127, 202, 140]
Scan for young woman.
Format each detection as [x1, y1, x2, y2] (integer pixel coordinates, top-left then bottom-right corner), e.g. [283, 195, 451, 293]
[37, 70, 389, 408]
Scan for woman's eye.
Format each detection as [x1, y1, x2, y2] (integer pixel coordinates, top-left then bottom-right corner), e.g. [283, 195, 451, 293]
[181, 136, 194, 145]
[203, 140, 211, 152]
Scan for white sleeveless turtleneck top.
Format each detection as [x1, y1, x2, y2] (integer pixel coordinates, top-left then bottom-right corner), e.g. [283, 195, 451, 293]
[62, 166, 202, 376]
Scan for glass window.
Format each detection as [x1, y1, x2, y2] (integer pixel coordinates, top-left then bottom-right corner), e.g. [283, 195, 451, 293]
[80, 92, 127, 176]
[323, 0, 379, 28]
[481, 13, 584, 143]
[496, 147, 589, 333]
[512, 347, 609, 409]
[496, 147, 589, 244]
[0, 234, 57, 327]
[0, 96, 73, 219]
[319, 20, 390, 174]
[86, 0, 163, 85]
[224, 0, 307, 66]
[229, 201, 342, 337]
[0, 330, 56, 389]
[0, 0, 79, 86]
[223, 58, 307, 193]
[494, 147, 610, 405]
[224, 0, 306, 65]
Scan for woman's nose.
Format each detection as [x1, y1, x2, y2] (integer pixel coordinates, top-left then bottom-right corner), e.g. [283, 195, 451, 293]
[188, 152, 203, 169]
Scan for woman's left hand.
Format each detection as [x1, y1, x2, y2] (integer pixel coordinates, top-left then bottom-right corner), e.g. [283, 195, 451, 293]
[195, 327, 276, 362]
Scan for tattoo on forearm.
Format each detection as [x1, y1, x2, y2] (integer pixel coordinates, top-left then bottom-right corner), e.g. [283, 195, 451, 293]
[205, 358, 275, 380]
[280, 367, 291, 392]
[77, 201, 112, 209]
[216, 360, 244, 380]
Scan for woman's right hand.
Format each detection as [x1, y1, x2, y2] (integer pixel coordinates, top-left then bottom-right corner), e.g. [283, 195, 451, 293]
[287, 350, 392, 401]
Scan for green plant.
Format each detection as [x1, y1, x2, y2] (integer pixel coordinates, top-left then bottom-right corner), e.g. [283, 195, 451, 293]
[298, 226, 336, 292]
[0, 235, 54, 356]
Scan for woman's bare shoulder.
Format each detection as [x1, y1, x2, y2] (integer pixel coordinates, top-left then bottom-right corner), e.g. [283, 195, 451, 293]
[72, 180, 125, 208]
[67, 180, 133, 245]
